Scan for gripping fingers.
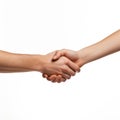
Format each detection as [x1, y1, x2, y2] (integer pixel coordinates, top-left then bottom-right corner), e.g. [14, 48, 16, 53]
[54, 75, 65, 83]
[62, 73, 71, 80]
[51, 75, 61, 83]
[61, 65, 76, 76]
[42, 73, 48, 78]
[43, 73, 68, 83]
[66, 60, 80, 72]
[47, 75, 66, 83]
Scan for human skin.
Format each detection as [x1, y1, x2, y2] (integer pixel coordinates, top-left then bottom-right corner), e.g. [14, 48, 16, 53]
[0, 50, 80, 80]
[44, 29, 120, 82]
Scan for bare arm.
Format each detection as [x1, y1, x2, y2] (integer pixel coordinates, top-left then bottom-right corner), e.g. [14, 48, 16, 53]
[45, 29, 120, 82]
[0, 50, 38, 72]
[0, 50, 80, 81]
[53, 30, 120, 66]
[76, 29, 120, 66]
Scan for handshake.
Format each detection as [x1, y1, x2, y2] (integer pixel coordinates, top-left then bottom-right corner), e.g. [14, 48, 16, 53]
[40, 29, 120, 83]
[41, 49, 83, 83]
[0, 30, 120, 82]
[0, 48, 84, 83]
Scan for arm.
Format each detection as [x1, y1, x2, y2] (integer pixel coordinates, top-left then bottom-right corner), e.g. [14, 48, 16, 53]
[76, 29, 120, 66]
[0, 50, 37, 72]
[45, 29, 120, 82]
[53, 29, 120, 66]
[0, 50, 80, 81]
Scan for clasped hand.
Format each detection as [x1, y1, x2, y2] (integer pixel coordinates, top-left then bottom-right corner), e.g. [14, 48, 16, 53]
[42, 49, 81, 83]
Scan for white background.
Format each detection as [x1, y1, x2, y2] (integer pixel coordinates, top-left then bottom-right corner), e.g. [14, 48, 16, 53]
[0, 0, 120, 120]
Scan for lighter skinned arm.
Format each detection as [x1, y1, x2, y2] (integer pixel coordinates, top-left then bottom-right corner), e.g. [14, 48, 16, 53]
[44, 29, 120, 82]
[76, 29, 120, 66]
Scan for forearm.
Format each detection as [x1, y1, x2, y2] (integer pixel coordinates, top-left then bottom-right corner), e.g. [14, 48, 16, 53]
[77, 30, 120, 66]
[0, 50, 43, 72]
[0, 67, 28, 73]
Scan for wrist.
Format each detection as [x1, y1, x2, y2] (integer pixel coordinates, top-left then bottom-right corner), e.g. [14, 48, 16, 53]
[29, 55, 45, 72]
[76, 48, 89, 67]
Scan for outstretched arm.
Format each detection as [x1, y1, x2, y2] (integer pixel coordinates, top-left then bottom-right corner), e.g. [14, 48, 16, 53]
[0, 50, 37, 72]
[0, 50, 80, 81]
[44, 29, 120, 82]
[76, 29, 120, 66]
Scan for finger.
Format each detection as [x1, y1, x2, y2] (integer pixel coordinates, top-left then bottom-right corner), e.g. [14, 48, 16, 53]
[43, 73, 65, 83]
[51, 75, 57, 83]
[52, 50, 63, 61]
[66, 60, 80, 72]
[55, 75, 62, 83]
[51, 75, 63, 83]
[60, 77, 66, 82]
[42, 74, 48, 78]
[62, 73, 71, 80]
[43, 74, 56, 81]
[62, 65, 76, 76]
[48, 75, 66, 83]
[51, 75, 61, 83]
[57, 75, 67, 83]
[46, 75, 58, 83]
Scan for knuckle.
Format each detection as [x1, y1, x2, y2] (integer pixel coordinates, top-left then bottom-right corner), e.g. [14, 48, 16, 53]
[55, 50, 60, 55]
[67, 76, 71, 79]
[63, 59, 69, 64]
[74, 65, 79, 71]
[77, 67, 80, 72]
[61, 65, 67, 71]
[64, 74, 70, 79]
[64, 60, 68, 65]
[72, 72, 75, 76]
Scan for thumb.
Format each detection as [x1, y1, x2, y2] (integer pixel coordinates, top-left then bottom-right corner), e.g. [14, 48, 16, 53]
[52, 50, 63, 61]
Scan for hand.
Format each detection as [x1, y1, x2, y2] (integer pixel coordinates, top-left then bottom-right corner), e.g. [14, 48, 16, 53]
[40, 51, 80, 82]
[52, 49, 80, 64]
[43, 49, 82, 83]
